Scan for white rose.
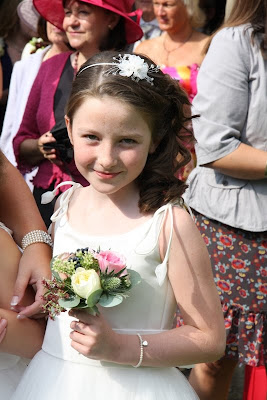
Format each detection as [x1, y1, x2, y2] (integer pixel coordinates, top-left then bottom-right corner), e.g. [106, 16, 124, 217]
[71, 267, 101, 299]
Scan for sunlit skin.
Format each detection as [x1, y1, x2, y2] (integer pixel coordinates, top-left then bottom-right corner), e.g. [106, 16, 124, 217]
[66, 96, 155, 200]
[135, 0, 208, 68]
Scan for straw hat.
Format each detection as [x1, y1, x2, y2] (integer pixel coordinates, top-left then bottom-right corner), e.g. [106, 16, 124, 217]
[17, 0, 40, 34]
[33, 0, 143, 44]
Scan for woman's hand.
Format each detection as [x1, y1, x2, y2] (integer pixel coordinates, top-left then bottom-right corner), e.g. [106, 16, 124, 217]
[69, 310, 120, 362]
[37, 132, 63, 166]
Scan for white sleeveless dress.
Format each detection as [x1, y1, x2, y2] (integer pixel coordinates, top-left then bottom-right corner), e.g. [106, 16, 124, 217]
[0, 222, 29, 399]
[11, 184, 198, 400]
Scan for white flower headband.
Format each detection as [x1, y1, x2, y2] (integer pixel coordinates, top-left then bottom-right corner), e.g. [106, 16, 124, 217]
[77, 54, 160, 85]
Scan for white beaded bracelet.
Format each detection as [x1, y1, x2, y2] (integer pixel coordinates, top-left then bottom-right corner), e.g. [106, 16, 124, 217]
[21, 230, 53, 251]
[133, 334, 148, 368]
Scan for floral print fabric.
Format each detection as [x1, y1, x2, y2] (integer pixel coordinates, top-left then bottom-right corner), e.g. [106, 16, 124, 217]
[176, 209, 266, 366]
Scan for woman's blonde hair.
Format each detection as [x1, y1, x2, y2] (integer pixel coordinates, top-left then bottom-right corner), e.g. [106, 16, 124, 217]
[182, 0, 206, 29]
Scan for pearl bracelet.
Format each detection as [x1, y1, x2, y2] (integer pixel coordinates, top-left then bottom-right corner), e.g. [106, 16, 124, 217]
[21, 230, 53, 251]
[133, 333, 148, 368]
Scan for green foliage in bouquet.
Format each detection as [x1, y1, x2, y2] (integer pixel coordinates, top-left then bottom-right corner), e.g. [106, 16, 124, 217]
[42, 247, 141, 319]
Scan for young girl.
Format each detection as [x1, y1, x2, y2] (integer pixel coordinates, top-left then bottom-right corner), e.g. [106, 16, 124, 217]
[11, 51, 225, 400]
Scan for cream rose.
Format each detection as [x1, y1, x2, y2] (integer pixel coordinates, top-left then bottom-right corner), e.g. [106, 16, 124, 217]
[71, 267, 101, 299]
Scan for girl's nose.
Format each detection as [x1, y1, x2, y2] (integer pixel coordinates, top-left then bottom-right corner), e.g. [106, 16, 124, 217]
[98, 145, 117, 169]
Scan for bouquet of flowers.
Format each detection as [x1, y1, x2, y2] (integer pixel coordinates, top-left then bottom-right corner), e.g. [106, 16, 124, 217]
[42, 248, 141, 319]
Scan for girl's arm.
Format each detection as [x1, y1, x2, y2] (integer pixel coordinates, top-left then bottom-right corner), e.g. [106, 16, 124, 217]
[69, 207, 225, 367]
[0, 228, 45, 358]
[0, 152, 52, 317]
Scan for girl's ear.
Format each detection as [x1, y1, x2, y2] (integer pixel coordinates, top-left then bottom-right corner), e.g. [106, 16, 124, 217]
[65, 115, 73, 145]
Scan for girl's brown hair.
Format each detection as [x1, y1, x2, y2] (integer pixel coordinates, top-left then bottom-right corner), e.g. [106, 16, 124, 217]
[205, 0, 267, 57]
[66, 51, 194, 214]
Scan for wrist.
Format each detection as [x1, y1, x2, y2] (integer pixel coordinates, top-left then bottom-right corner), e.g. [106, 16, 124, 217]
[21, 230, 53, 252]
[110, 333, 148, 367]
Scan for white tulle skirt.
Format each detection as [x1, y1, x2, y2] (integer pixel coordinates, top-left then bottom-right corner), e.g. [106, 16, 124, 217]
[0, 354, 28, 399]
[11, 349, 198, 400]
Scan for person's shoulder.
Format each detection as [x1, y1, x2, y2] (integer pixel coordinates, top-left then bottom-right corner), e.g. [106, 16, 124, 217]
[213, 24, 252, 45]
[193, 30, 208, 43]
[37, 51, 72, 78]
[135, 36, 161, 57]
[163, 203, 197, 237]
[13, 46, 49, 72]
[210, 25, 252, 61]
[160, 203, 207, 262]
[42, 51, 72, 67]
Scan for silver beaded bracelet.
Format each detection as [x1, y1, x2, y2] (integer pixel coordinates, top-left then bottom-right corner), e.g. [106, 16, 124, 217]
[133, 333, 148, 368]
[21, 230, 53, 251]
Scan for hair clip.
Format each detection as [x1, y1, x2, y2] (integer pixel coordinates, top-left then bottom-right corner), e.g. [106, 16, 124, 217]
[78, 54, 160, 85]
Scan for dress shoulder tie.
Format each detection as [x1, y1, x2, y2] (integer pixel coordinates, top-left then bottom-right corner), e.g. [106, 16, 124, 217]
[135, 203, 178, 286]
[41, 181, 82, 223]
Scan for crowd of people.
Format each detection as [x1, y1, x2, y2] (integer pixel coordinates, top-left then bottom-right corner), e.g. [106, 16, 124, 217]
[0, 0, 266, 399]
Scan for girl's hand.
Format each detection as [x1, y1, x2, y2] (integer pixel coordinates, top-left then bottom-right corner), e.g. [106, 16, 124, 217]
[69, 310, 120, 362]
[37, 132, 63, 166]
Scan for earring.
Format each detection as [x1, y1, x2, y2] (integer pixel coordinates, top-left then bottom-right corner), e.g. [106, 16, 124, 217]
[108, 24, 113, 30]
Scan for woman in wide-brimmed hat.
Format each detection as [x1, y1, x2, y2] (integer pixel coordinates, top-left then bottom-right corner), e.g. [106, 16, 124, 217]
[13, 0, 142, 228]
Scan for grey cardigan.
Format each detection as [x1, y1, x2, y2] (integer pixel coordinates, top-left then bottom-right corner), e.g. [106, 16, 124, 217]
[185, 25, 267, 232]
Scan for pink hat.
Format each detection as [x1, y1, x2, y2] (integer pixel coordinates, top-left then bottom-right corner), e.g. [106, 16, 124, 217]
[33, 0, 143, 44]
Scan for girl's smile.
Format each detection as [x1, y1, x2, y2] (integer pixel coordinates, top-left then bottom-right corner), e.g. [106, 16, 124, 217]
[94, 170, 121, 179]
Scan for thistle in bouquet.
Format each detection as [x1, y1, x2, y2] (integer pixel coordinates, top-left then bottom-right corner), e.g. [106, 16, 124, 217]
[42, 248, 141, 319]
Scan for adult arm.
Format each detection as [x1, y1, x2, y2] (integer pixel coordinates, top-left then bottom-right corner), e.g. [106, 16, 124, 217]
[193, 27, 267, 180]
[206, 143, 267, 180]
[0, 228, 45, 357]
[0, 152, 52, 317]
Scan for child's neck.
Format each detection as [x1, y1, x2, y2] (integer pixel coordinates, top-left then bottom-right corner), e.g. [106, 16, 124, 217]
[89, 185, 141, 216]
[68, 185, 152, 236]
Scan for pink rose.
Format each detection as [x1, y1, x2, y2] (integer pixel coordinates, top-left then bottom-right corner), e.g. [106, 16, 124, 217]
[95, 250, 127, 276]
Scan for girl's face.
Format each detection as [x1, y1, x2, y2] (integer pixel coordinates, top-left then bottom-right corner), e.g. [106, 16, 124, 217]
[153, 0, 188, 32]
[63, 1, 119, 53]
[66, 96, 155, 197]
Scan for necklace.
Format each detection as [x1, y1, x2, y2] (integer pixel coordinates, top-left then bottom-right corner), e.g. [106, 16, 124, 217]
[73, 51, 79, 78]
[163, 30, 193, 66]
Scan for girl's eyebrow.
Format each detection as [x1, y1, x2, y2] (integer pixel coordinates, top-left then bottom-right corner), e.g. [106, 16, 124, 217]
[77, 127, 144, 138]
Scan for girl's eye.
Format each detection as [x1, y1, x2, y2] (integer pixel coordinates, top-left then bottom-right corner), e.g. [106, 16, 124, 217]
[86, 135, 99, 141]
[120, 138, 137, 145]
